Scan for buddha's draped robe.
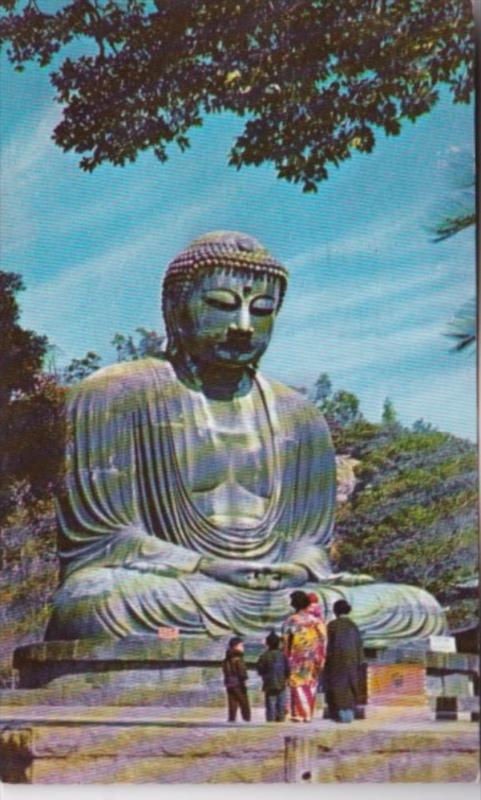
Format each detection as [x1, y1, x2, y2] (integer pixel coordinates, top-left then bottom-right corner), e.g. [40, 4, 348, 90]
[46, 358, 445, 644]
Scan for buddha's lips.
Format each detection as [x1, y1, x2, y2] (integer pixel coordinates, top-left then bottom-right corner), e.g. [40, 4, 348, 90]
[224, 335, 255, 354]
[225, 342, 254, 354]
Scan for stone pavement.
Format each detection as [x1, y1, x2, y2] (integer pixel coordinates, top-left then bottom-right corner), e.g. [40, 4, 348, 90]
[0, 702, 465, 726]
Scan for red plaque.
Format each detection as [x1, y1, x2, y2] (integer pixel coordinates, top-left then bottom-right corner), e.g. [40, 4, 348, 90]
[157, 626, 180, 640]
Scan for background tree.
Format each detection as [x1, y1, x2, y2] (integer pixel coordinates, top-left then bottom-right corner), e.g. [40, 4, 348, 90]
[61, 327, 165, 384]
[381, 396, 398, 425]
[63, 350, 102, 384]
[332, 423, 478, 630]
[412, 418, 437, 433]
[0, 0, 474, 191]
[0, 272, 65, 522]
[314, 372, 332, 406]
[112, 327, 165, 362]
[431, 154, 475, 242]
[327, 389, 362, 427]
[0, 272, 47, 407]
[444, 297, 476, 352]
[429, 150, 476, 352]
[314, 373, 363, 429]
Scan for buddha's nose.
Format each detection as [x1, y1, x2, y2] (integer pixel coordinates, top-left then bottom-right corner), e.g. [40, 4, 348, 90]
[230, 305, 254, 335]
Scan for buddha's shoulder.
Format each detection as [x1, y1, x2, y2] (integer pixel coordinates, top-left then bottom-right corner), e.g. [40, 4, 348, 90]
[68, 357, 173, 404]
[263, 376, 330, 433]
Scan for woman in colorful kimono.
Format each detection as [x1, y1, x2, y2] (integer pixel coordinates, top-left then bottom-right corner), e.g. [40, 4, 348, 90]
[282, 590, 327, 722]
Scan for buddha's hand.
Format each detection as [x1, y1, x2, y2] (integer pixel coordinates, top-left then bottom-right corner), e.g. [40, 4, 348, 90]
[198, 557, 308, 590]
[122, 560, 180, 577]
[267, 563, 309, 589]
[322, 571, 375, 587]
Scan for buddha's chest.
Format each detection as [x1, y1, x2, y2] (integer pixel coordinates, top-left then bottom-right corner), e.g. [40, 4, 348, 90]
[165, 387, 273, 524]
[176, 393, 270, 490]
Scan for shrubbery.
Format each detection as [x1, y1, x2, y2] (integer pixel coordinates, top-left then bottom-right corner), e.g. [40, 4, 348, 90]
[331, 420, 478, 629]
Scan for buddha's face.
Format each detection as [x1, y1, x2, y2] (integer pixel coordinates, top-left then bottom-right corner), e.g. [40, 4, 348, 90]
[177, 268, 282, 369]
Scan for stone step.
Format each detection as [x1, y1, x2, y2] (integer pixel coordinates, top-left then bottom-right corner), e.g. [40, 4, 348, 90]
[0, 714, 478, 783]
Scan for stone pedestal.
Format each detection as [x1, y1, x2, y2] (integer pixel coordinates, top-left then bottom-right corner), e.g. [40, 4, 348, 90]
[13, 636, 234, 688]
[9, 638, 480, 709]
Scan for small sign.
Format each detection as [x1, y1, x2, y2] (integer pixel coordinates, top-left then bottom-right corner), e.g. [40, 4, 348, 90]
[157, 626, 179, 640]
[429, 635, 457, 653]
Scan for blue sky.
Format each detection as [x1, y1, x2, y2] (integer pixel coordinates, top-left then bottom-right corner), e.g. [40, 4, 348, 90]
[0, 51, 477, 440]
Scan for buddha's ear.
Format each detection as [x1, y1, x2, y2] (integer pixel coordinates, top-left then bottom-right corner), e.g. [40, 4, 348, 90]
[163, 295, 183, 355]
[176, 303, 191, 327]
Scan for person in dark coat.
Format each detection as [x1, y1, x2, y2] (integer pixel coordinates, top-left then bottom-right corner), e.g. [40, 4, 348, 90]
[257, 630, 290, 722]
[324, 599, 364, 723]
[222, 636, 251, 722]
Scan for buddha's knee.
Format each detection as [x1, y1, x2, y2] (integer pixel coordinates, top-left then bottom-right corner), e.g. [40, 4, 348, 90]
[348, 582, 446, 640]
[45, 567, 209, 640]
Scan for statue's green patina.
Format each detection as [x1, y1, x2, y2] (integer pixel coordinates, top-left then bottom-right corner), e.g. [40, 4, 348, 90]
[46, 231, 446, 644]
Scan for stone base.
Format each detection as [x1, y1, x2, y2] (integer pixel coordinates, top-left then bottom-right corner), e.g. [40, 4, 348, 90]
[9, 637, 479, 711]
[11, 636, 265, 706]
[13, 636, 241, 689]
[0, 708, 478, 783]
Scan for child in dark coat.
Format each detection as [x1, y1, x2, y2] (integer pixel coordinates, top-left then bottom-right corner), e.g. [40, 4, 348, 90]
[222, 636, 251, 722]
[256, 631, 290, 722]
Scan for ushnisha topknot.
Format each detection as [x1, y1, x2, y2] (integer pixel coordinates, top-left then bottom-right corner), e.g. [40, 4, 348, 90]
[163, 230, 289, 288]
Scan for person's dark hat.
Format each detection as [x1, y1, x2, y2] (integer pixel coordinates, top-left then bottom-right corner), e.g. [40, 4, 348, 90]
[333, 599, 352, 616]
[266, 630, 280, 648]
[228, 636, 244, 648]
[290, 590, 310, 611]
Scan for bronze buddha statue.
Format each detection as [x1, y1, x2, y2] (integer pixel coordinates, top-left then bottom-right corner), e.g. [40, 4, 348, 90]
[46, 231, 445, 645]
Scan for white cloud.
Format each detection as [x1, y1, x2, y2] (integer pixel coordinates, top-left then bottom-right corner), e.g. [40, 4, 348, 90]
[0, 104, 61, 253]
[286, 206, 424, 271]
[276, 319, 443, 377]
[1, 105, 60, 185]
[281, 268, 449, 326]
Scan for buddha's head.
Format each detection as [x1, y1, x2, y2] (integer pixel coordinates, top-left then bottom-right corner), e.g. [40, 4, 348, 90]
[162, 231, 288, 373]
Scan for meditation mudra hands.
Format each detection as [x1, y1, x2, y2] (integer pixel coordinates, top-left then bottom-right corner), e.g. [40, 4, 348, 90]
[198, 557, 309, 590]
[124, 555, 374, 590]
[198, 557, 374, 589]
